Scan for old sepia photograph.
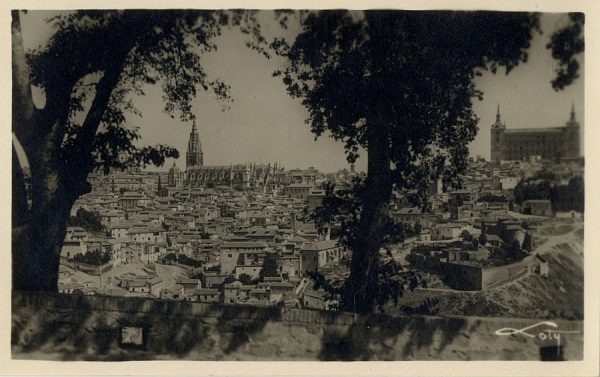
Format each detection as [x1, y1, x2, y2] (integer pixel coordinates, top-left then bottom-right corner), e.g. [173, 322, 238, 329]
[9, 6, 590, 366]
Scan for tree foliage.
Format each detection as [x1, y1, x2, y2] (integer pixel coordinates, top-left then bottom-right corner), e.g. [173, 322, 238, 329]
[275, 11, 541, 192]
[479, 232, 488, 246]
[238, 273, 257, 285]
[68, 208, 104, 232]
[72, 249, 111, 265]
[259, 252, 280, 280]
[522, 232, 533, 252]
[514, 174, 584, 212]
[11, 9, 269, 291]
[547, 13, 585, 90]
[478, 194, 508, 203]
[274, 10, 581, 312]
[25, 10, 269, 177]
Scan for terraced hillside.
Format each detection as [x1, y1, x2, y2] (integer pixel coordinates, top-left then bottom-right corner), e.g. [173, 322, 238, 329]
[390, 220, 584, 320]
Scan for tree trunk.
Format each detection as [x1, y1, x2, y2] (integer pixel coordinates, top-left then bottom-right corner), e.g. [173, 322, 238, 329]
[12, 145, 28, 227]
[11, 10, 132, 292]
[343, 117, 391, 313]
[13, 190, 75, 292]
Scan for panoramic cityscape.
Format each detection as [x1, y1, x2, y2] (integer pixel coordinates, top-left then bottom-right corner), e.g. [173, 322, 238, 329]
[54, 104, 584, 311]
[10, 9, 587, 364]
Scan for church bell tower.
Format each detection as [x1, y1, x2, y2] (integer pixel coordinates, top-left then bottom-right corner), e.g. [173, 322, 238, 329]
[564, 103, 581, 158]
[186, 121, 203, 171]
[490, 104, 506, 161]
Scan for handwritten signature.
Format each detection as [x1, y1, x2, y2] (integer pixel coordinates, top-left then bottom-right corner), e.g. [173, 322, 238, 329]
[495, 321, 581, 346]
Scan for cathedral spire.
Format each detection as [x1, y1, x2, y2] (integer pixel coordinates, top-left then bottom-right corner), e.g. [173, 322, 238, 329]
[493, 104, 504, 129]
[186, 120, 203, 171]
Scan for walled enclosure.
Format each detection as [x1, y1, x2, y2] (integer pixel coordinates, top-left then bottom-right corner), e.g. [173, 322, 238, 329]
[12, 292, 583, 361]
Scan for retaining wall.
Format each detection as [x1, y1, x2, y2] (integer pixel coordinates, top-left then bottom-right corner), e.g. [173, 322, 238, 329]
[443, 255, 535, 291]
[12, 291, 583, 361]
[482, 255, 534, 289]
[60, 258, 113, 276]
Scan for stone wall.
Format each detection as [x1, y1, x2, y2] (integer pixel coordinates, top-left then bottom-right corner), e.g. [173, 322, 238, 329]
[482, 255, 533, 289]
[442, 256, 535, 291]
[12, 292, 583, 361]
[443, 263, 483, 290]
[60, 257, 113, 276]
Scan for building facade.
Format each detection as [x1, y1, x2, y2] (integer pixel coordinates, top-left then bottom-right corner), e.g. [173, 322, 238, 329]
[490, 105, 580, 162]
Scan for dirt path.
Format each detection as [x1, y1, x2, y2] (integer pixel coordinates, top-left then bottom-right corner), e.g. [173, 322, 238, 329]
[534, 221, 584, 269]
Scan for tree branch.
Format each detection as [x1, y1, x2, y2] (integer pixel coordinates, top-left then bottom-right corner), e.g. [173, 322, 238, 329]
[11, 10, 35, 155]
[65, 14, 148, 196]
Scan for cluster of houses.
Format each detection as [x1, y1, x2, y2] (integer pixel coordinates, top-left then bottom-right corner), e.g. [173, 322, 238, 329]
[58, 157, 582, 305]
[58, 166, 352, 309]
[395, 157, 583, 290]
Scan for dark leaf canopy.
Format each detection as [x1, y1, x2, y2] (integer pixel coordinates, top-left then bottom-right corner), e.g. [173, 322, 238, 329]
[277, 10, 541, 196]
[26, 9, 268, 175]
[547, 12, 584, 90]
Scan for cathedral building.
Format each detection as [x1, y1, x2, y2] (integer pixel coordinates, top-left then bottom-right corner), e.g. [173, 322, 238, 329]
[490, 104, 580, 162]
[183, 123, 285, 190]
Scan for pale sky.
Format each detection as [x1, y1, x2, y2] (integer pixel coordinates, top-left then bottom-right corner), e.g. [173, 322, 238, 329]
[19, 11, 584, 173]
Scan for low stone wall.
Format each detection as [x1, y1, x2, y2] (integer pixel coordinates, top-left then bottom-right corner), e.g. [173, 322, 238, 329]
[61, 258, 113, 276]
[12, 291, 583, 361]
[442, 255, 534, 291]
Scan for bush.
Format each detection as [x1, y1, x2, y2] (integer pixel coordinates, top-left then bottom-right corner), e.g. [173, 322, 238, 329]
[238, 273, 257, 285]
[478, 194, 507, 203]
[72, 249, 111, 265]
[514, 174, 584, 212]
[161, 252, 202, 267]
[259, 252, 279, 281]
[68, 208, 104, 232]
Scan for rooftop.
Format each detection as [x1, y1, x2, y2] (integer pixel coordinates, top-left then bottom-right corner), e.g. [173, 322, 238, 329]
[221, 241, 268, 249]
[504, 127, 564, 134]
[301, 240, 339, 251]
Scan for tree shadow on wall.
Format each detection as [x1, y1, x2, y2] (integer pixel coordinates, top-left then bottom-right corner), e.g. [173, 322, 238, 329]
[12, 293, 216, 360]
[318, 314, 468, 361]
[14, 293, 479, 361]
[215, 304, 282, 355]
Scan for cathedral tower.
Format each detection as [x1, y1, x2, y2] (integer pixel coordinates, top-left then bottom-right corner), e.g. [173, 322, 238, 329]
[186, 121, 203, 171]
[490, 104, 506, 161]
[563, 103, 581, 158]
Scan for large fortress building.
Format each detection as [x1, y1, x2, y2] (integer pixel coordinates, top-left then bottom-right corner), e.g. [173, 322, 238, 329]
[490, 104, 580, 162]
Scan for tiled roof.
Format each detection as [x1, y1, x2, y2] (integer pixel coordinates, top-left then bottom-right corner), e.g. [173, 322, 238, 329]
[221, 241, 268, 249]
[301, 240, 339, 251]
[504, 127, 563, 134]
